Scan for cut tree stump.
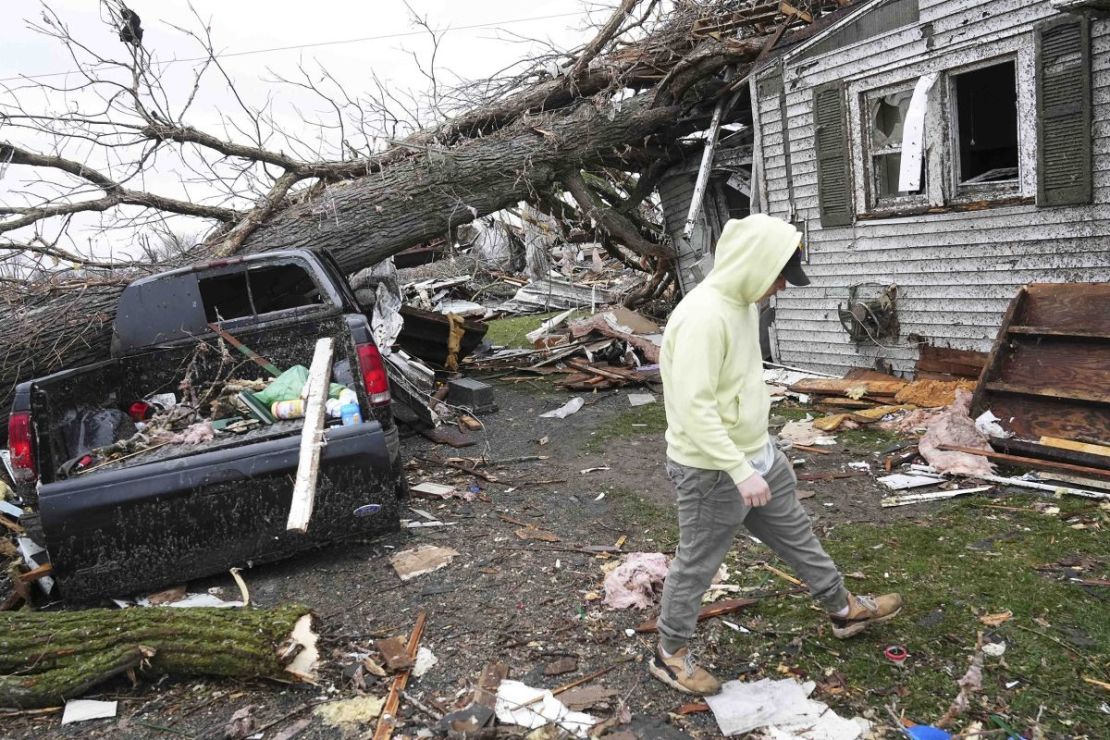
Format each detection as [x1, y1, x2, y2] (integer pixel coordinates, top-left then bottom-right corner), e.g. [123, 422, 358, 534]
[0, 604, 314, 709]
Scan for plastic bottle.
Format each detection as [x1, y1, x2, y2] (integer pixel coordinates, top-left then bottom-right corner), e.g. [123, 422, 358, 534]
[340, 403, 362, 426]
[271, 399, 305, 419]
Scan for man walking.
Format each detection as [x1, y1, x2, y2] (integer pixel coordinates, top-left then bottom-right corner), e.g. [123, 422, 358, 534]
[649, 214, 903, 696]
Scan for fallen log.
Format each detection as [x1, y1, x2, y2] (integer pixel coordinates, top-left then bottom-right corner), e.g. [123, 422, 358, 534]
[0, 605, 315, 709]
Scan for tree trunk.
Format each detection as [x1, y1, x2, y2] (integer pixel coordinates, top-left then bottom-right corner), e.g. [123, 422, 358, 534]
[0, 95, 710, 415]
[0, 605, 312, 709]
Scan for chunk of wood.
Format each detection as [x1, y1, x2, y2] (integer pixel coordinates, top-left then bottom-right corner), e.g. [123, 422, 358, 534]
[458, 415, 483, 431]
[436, 661, 508, 735]
[286, 338, 334, 533]
[544, 655, 578, 676]
[375, 637, 415, 671]
[635, 598, 758, 633]
[373, 610, 426, 740]
[1039, 436, 1110, 458]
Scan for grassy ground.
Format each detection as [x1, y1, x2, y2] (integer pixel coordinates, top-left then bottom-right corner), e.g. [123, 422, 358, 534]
[583, 401, 667, 452]
[710, 496, 1110, 736]
[483, 310, 586, 348]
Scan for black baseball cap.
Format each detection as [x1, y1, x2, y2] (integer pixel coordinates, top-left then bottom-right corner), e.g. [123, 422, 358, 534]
[780, 245, 810, 287]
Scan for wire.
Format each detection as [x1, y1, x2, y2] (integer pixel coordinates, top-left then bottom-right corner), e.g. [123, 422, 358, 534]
[1, 11, 586, 83]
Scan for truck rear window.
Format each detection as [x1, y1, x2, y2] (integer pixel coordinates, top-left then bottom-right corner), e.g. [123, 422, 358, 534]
[199, 263, 324, 322]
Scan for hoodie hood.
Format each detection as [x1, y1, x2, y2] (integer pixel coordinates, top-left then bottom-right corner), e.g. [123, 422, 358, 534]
[702, 214, 803, 305]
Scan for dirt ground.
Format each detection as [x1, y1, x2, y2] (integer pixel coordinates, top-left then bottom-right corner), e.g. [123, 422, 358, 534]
[6, 377, 1108, 738]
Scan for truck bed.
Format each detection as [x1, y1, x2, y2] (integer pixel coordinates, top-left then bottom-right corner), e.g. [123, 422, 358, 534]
[32, 312, 366, 485]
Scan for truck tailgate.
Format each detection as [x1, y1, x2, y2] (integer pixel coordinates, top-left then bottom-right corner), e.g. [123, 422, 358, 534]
[38, 422, 400, 601]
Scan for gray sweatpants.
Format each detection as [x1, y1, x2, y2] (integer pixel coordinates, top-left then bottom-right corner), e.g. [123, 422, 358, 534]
[657, 449, 850, 654]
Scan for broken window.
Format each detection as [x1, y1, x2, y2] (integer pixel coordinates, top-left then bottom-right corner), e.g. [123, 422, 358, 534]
[953, 61, 1019, 187]
[199, 262, 324, 323]
[865, 87, 925, 203]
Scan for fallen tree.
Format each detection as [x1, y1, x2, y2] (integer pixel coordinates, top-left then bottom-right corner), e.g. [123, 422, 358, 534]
[0, 0, 854, 416]
[0, 605, 316, 708]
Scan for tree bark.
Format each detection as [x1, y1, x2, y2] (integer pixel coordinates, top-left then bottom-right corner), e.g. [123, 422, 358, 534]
[0, 605, 312, 709]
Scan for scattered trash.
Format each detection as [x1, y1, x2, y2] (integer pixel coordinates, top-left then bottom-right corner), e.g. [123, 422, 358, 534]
[877, 473, 947, 491]
[705, 678, 870, 738]
[779, 419, 837, 447]
[975, 410, 1013, 439]
[544, 655, 578, 676]
[495, 679, 597, 738]
[979, 610, 1013, 627]
[389, 545, 460, 581]
[904, 726, 953, 740]
[883, 645, 908, 665]
[881, 486, 993, 508]
[61, 699, 118, 724]
[412, 646, 438, 678]
[982, 641, 1007, 657]
[918, 390, 995, 477]
[315, 696, 384, 729]
[627, 393, 656, 407]
[603, 552, 669, 609]
[558, 685, 619, 711]
[540, 397, 585, 419]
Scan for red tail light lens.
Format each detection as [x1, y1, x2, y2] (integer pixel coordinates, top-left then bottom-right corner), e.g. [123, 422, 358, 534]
[356, 343, 391, 406]
[8, 411, 37, 483]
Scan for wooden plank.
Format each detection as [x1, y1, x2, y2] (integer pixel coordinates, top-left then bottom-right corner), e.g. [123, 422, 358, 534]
[1039, 436, 1110, 458]
[1019, 283, 1110, 333]
[999, 339, 1110, 397]
[286, 338, 333, 534]
[374, 610, 427, 740]
[993, 438, 1110, 472]
[635, 598, 760, 633]
[985, 381, 1110, 406]
[936, 444, 1110, 481]
[916, 344, 988, 379]
[984, 395, 1110, 442]
[1007, 326, 1110, 340]
[971, 286, 1026, 418]
[788, 378, 907, 395]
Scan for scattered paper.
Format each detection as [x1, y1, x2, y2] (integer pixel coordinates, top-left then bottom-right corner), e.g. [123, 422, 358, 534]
[628, 393, 656, 407]
[390, 545, 460, 581]
[847, 461, 870, 471]
[877, 473, 946, 491]
[982, 641, 1007, 657]
[132, 592, 243, 608]
[705, 678, 869, 738]
[62, 699, 117, 724]
[410, 481, 457, 498]
[975, 410, 1013, 439]
[540, 397, 584, 419]
[495, 680, 597, 738]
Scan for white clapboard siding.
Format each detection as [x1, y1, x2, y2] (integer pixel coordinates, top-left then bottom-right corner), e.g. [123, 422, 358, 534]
[751, 0, 1110, 376]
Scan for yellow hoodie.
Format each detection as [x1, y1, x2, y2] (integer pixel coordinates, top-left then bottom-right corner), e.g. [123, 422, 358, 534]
[661, 214, 802, 483]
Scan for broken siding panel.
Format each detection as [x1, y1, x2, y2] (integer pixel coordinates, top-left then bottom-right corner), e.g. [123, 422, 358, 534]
[758, 3, 1110, 375]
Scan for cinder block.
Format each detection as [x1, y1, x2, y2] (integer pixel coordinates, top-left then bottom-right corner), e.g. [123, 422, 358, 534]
[447, 377, 498, 414]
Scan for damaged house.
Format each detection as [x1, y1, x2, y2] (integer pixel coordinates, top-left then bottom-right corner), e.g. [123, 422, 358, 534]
[673, 0, 1110, 375]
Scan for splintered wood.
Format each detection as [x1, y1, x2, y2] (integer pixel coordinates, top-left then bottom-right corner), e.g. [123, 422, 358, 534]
[286, 338, 334, 534]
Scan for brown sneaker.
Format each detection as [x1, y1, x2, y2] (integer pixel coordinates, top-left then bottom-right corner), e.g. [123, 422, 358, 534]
[648, 645, 722, 696]
[830, 593, 904, 638]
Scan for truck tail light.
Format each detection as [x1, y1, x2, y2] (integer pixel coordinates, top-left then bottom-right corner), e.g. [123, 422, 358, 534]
[8, 411, 37, 483]
[355, 343, 391, 407]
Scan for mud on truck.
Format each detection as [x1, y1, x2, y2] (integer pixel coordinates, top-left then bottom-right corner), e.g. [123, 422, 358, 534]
[7, 250, 406, 602]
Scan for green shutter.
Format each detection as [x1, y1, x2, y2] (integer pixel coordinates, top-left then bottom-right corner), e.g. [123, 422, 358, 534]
[813, 83, 854, 227]
[1036, 15, 1092, 207]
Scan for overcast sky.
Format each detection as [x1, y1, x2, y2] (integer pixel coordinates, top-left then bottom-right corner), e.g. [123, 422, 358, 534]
[0, 0, 605, 261]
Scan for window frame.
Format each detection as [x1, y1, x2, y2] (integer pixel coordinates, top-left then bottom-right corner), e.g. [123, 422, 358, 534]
[843, 37, 1036, 221]
[859, 81, 931, 211]
[945, 55, 1022, 204]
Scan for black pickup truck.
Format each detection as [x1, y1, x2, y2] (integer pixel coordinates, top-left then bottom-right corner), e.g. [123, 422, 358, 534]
[7, 250, 406, 601]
